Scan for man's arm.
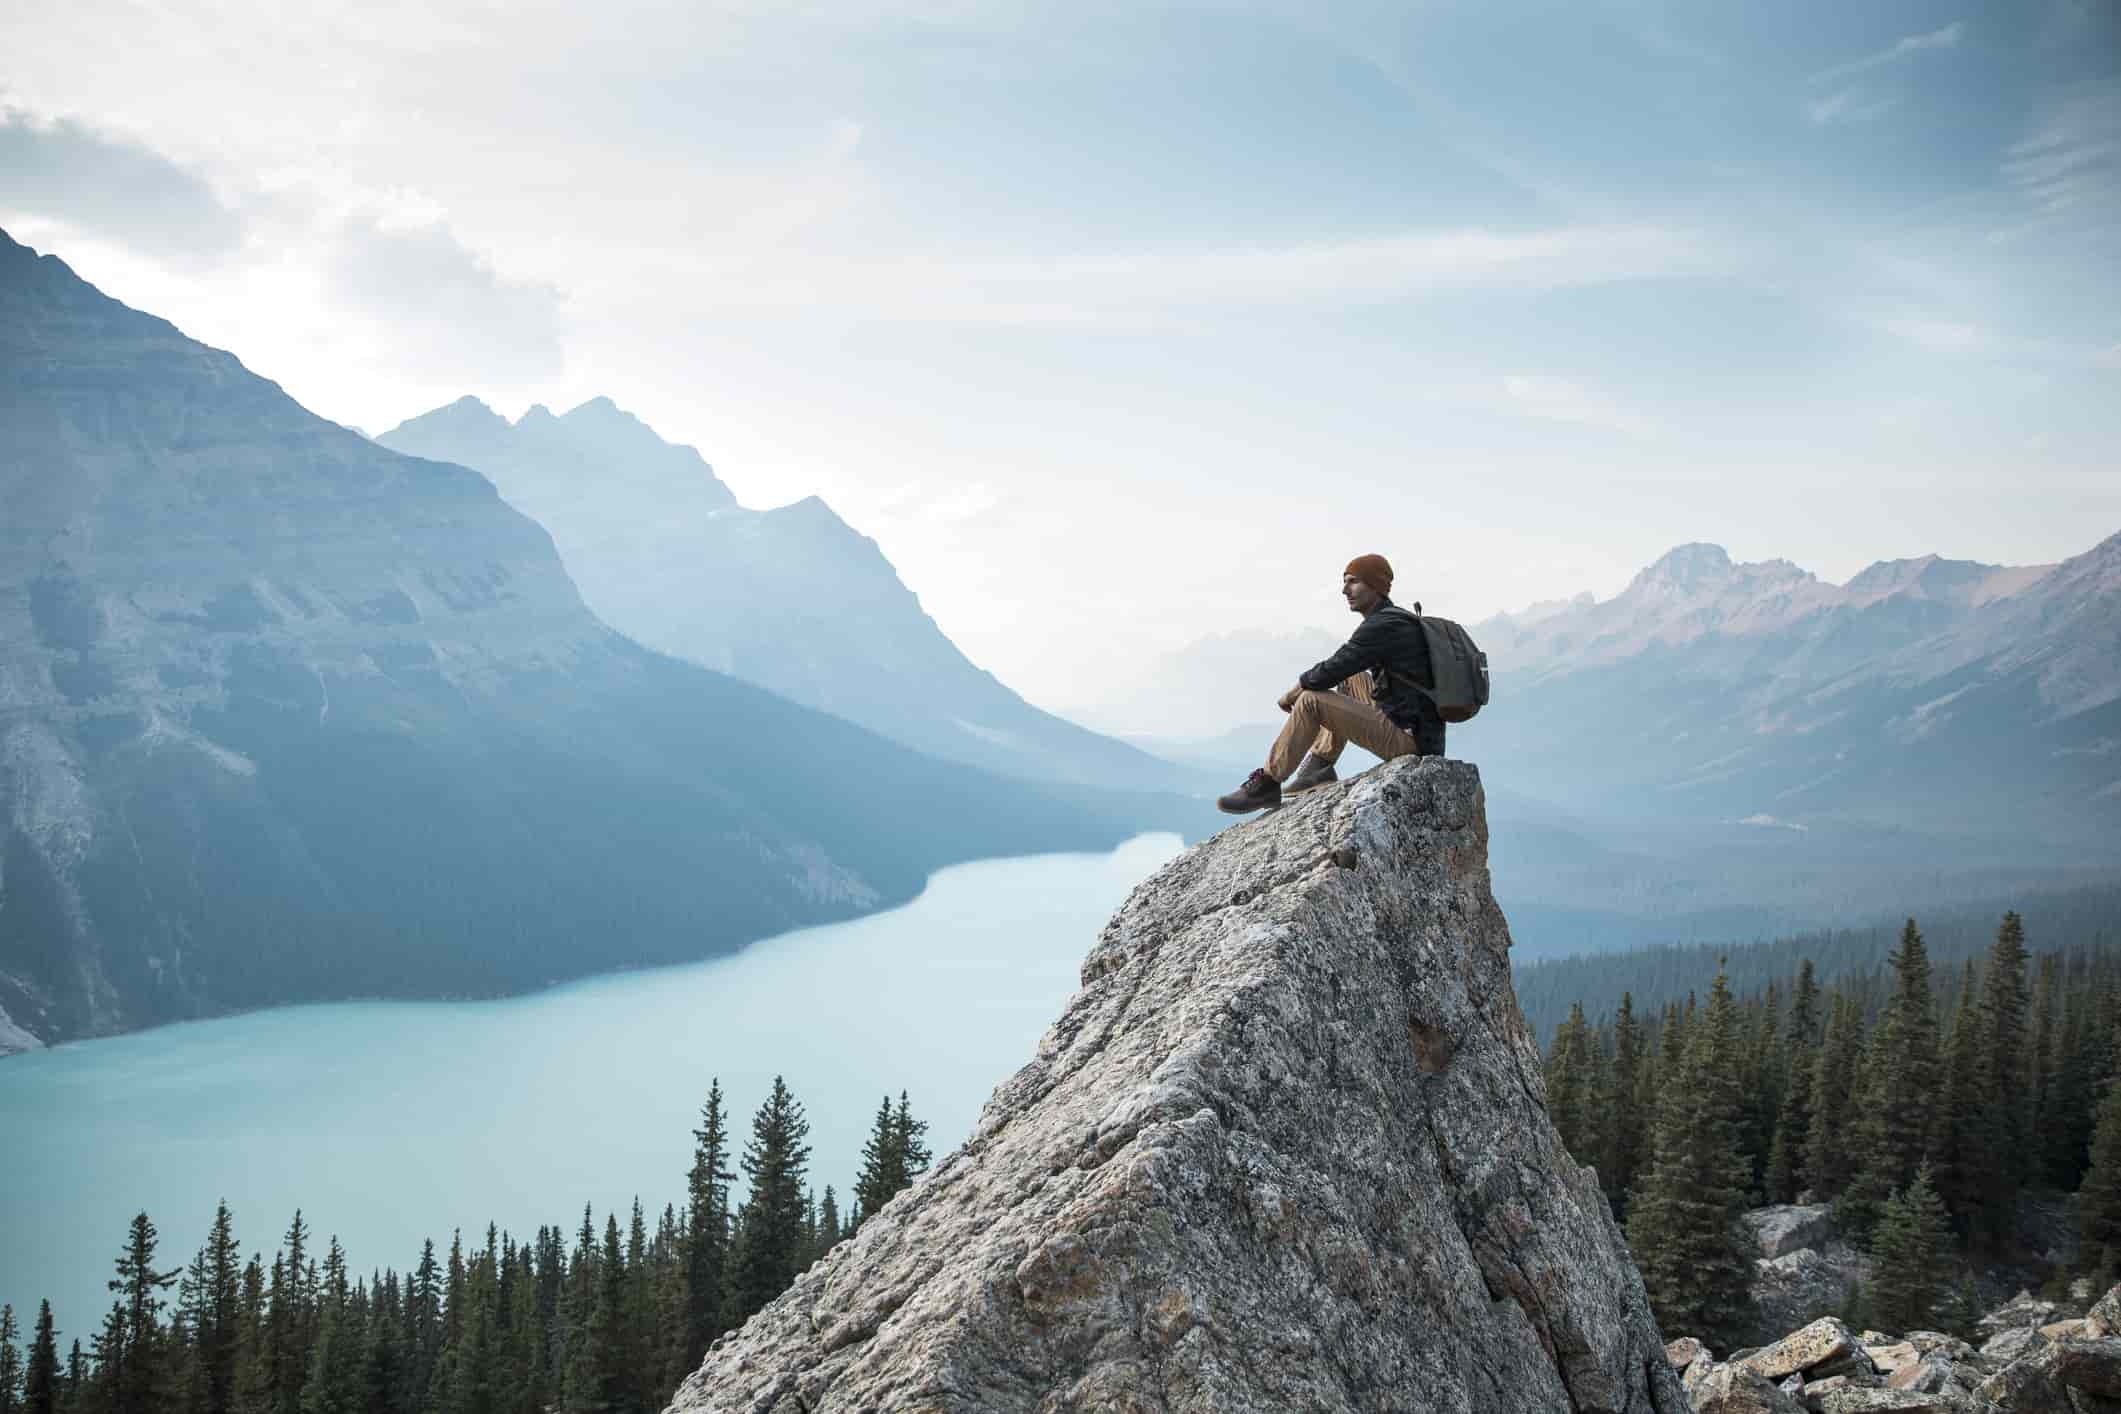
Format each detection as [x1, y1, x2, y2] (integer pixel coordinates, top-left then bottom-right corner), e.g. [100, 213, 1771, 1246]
[1297, 618, 1387, 693]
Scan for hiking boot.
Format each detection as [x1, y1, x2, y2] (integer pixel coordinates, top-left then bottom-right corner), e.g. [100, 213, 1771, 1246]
[1283, 753, 1337, 794]
[1216, 769, 1282, 815]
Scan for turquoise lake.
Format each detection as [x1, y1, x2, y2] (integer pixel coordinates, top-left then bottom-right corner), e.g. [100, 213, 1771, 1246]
[1, 833, 1184, 1338]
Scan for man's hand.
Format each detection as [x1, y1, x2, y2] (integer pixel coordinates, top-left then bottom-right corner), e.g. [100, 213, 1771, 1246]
[1277, 684, 1303, 713]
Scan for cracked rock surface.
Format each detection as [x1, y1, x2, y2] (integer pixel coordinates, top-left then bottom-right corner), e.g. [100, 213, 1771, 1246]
[669, 757, 1687, 1414]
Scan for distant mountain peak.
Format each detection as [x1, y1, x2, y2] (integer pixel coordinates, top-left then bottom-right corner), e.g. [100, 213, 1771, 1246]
[383, 393, 511, 450]
[1629, 542, 1733, 591]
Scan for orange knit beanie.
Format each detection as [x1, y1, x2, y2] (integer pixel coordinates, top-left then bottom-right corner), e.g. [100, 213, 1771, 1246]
[1344, 554, 1393, 597]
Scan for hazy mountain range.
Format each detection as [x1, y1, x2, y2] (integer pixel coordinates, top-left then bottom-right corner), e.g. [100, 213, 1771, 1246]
[1473, 538, 2119, 837]
[0, 229, 1189, 1052]
[377, 397, 1197, 793]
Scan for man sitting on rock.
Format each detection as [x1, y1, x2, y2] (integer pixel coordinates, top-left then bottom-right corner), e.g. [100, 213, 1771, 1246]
[1216, 554, 1446, 815]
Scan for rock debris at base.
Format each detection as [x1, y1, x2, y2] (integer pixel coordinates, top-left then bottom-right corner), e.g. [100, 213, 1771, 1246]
[1665, 1286, 2121, 1412]
[667, 757, 1687, 1414]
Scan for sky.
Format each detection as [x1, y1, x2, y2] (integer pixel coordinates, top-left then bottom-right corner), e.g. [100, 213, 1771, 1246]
[3, 0, 2118, 710]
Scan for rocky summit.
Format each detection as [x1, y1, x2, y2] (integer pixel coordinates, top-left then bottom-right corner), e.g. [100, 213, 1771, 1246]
[668, 757, 1686, 1413]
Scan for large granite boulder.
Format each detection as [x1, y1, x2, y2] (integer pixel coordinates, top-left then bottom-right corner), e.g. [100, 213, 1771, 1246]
[1744, 1204, 1835, 1259]
[1749, 1243, 1870, 1346]
[666, 759, 1686, 1413]
[1743, 1317, 1865, 1381]
[1686, 1363, 1804, 1413]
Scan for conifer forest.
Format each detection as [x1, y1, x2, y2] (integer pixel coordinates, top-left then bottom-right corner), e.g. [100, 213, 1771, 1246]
[0, 1080, 933, 1414]
[1540, 912, 2121, 1348]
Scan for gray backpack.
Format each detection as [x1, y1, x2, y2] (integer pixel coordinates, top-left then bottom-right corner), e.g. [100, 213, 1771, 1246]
[1388, 603, 1490, 724]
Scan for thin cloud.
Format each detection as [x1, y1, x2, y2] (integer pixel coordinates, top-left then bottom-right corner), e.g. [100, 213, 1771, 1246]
[0, 109, 243, 267]
[1498, 375, 1659, 439]
[1878, 316, 1987, 353]
[328, 216, 564, 381]
[1806, 88, 1896, 126]
[2004, 81, 2120, 221]
[1810, 21, 1964, 85]
[659, 224, 1722, 326]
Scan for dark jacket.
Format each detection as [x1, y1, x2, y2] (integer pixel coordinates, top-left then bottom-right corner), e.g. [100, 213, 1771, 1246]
[1299, 597, 1446, 755]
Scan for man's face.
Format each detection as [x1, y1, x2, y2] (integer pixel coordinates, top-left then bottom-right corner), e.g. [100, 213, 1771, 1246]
[1343, 573, 1382, 614]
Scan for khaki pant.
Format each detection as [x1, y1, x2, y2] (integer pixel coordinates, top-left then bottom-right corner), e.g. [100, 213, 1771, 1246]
[1265, 673, 1423, 781]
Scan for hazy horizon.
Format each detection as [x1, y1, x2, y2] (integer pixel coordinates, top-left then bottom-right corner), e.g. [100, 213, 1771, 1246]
[4, 0, 2117, 707]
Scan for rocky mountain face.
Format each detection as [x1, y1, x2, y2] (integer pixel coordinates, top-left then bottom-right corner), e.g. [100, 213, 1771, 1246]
[0, 229, 1161, 1053]
[378, 398, 1196, 793]
[1469, 538, 2120, 845]
[668, 757, 1688, 1413]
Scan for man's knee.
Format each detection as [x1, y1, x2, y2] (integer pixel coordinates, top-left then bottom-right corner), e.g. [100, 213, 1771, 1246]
[1292, 689, 1330, 714]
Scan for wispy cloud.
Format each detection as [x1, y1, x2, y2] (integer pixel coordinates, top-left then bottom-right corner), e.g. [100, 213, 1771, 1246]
[1497, 375, 1659, 439]
[1877, 316, 1987, 353]
[2003, 81, 2121, 221]
[1810, 21, 1964, 85]
[646, 224, 1723, 327]
[1806, 88, 1897, 126]
[329, 216, 564, 380]
[0, 108, 244, 266]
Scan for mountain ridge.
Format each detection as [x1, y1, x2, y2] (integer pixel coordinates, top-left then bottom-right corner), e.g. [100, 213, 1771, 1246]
[0, 227, 1169, 1054]
[379, 395, 1200, 793]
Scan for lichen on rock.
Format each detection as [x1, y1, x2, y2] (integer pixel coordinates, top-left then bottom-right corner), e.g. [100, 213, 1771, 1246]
[668, 757, 1687, 1413]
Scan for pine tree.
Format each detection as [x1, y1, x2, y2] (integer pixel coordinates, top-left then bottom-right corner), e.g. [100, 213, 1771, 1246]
[3, 1306, 22, 1414]
[1868, 1164, 1950, 1334]
[267, 1213, 313, 1414]
[1842, 920, 1939, 1238]
[1604, 993, 1648, 1216]
[300, 1241, 358, 1414]
[560, 1217, 626, 1414]
[109, 1212, 180, 1414]
[1545, 1004, 1596, 1165]
[230, 1256, 268, 1414]
[2030, 953, 2062, 1178]
[1804, 994, 1863, 1199]
[1788, 960, 1821, 1049]
[92, 1302, 128, 1414]
[185, 1202, 244, 1414]
[1978, 913, 2031, 1196]
[622, 1203, 654, 1414]
[1764, 1045, 1812, 1206]
[893, 1092, 933, 1180]
[1925, 961, 1990, 1235]
[725, 1077, 812, 1324]
[63, 1342, 86, 1414]
[2049, 983, 2102, 1188]
[1738, 982, 1783, 1194]
[403, 1239, 442, 1409]
[852, 1096, 900, 1225]
[1624, 964, 1755, 1345]
[682, 1081, 732, 1365]
[816, 1188, 843, 1260]
[24, 1304, 57, 1414]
